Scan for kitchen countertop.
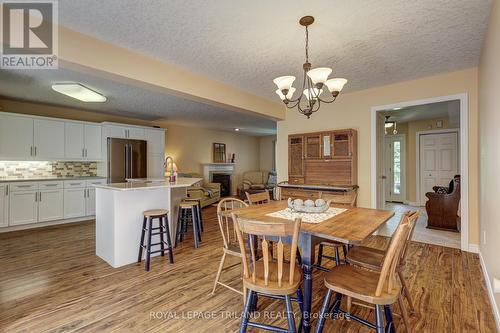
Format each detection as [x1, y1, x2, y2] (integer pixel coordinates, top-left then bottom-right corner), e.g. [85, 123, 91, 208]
[94, 177, 202, 191]
[0, 176, 106, 183]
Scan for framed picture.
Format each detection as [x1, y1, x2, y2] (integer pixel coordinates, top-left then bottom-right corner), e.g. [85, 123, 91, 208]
[213, 143, 226, 163]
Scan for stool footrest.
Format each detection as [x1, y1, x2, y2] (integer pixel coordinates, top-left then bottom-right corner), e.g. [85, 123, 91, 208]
[149, 248, 172, 255]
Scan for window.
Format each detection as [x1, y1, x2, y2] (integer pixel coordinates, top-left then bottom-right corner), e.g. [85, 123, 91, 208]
[393, 140, 401, 194]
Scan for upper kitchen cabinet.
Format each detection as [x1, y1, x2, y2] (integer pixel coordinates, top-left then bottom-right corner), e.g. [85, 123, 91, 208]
[65, 122, 102, 160]
[0, 114, 34, 160]
[145, 128, 165, 155]
[34, 119, 65, 159]
[104, 124, 144, 140]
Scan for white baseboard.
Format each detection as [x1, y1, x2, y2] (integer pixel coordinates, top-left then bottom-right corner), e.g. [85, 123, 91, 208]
[403, 201, 421, 207]
[0, 216, 93, 233]
[468, 244, 480, 253]
[479, 251, 500, 332]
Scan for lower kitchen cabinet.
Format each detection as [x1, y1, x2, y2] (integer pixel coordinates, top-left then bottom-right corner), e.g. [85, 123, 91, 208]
[9, 190, 38, 226]
[38, 189, 64, 222]
[0, 184, 9, 227]
[86, 188, 96, 216]
[64, 188, 86, 219]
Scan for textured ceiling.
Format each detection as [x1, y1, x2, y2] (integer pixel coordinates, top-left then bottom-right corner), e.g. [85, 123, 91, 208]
[58, 0, 491, 101]
[0, 68, 277, 136]
[383, 100, 460, 127]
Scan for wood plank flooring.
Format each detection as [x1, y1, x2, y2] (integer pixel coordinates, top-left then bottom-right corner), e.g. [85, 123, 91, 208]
[0, 206, 497, 332]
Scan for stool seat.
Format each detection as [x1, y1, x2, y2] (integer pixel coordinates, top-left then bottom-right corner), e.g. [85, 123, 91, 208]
[143, 209, 169, 217]
[180, 201, 197, 208]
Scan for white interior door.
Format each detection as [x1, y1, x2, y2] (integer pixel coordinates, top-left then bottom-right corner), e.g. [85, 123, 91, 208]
[385, 135, 406, 203]
[419, 132, 458, 204]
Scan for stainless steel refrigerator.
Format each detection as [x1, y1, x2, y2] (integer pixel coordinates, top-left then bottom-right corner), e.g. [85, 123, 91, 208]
[107, 138, 147, 183]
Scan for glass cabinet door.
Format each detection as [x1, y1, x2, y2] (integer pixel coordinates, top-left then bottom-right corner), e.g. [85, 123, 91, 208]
[322, 134, 331, 158]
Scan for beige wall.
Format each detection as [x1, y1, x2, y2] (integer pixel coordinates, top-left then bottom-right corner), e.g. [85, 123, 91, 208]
[479, 0, 500, 321]
[154, 122, 261, 194]
[259, 135, 276, 174]
[277, 67, 479, 245]
[399, 117, 457, 203]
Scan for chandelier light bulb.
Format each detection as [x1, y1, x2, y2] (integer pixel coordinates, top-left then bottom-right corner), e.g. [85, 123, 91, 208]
[325, 78, 348, 95]
[303, 88, 322, 100]
[273, 76, 296, 91]
[276, 87, 296, 100]
[307, 67, 332, 86]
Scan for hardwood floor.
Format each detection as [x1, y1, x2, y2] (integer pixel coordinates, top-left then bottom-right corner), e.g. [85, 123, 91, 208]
[0, 206, 496, 332]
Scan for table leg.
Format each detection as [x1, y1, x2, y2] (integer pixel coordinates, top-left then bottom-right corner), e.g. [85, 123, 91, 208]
[299, 233, 315, 333]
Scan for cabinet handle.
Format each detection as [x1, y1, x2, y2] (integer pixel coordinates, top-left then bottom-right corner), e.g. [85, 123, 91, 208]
[30, 146, 33, 156]
[44, 184, 58, 187]
[39, 192, 42, 201]
[35, 192, 38, 202]
[85, 148, 88, 157]
[34, 146, 37, 156]
[5, 185, 8, 196]
[82, 149, 85, 157]
[17, 185, 32, 188]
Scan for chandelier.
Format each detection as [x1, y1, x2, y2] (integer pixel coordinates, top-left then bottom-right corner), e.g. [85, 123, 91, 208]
[273, 16, 348, 118]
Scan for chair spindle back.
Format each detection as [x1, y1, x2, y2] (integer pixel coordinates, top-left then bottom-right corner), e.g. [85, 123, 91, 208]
[232, 214, 301, 287]
[246, 191, 271, 205]
[216, 198, 248, 249]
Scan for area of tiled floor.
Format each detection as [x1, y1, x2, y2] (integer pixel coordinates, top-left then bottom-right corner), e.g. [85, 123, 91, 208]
[377, 202, 461, 249]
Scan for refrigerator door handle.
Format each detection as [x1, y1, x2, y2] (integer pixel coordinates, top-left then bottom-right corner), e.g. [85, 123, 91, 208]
[124, 144, 129, 179]
[129, 145, 134, 178]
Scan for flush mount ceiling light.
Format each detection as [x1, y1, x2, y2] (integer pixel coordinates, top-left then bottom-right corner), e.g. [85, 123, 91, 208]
[51, 83, 107, 102]
[273, 16, 348, 118]
[385, 116, 398, 134]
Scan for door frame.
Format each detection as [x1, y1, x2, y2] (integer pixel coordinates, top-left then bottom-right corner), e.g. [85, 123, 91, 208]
[385, 134, 407, 203]
[416, 128, 459, 206]
[370, 93, 469, 252]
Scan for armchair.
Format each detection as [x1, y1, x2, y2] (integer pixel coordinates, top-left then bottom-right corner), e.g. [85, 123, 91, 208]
[425, 175, 460, 231]
[239, 171, 267, 191]
[182, 173, 221, 208]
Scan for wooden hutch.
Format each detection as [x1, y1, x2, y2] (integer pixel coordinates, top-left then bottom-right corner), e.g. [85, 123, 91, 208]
[280, 129, 358, 203]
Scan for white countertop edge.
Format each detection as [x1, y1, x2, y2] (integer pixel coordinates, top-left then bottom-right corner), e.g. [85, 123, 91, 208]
[94, 177, 203, 191]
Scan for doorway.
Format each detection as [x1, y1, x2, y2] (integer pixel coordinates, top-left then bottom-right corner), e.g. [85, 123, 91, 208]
[371, 94, 468, 251]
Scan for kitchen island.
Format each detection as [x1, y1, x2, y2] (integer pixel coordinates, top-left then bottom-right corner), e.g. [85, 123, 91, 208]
[94, 177, 202, 268]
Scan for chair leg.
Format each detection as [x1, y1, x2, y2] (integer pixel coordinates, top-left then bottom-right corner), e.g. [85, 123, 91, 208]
[375, 305, 385, 333]
[137, 216, 147, 263]
[211, 252, 227, 295]
[384, 305, 395, 333]
[398, 295, 411, 333]
[192, 207, 200, 248]
[317, 243, 324, 266]
[285, 295, 296, 333]
[197, 202, 204, 232]
[334, 246, 341, 266]
[194, 206, 202, 242]
[158, 217, 165, 256]
[145, 217, 153, 272]
[163, 216, 174, 264]
[315, 289, 333, 333]
[239, 290, 254, 333]
[296, 288, 304, 332]
[398, 271, 415, 314]
[175, 209, 183, 247]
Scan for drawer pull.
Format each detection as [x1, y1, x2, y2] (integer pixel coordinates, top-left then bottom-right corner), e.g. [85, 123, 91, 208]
[69, 183, 82, 186]
[17, 185, 32, 188]
[44, 184, 58, 187]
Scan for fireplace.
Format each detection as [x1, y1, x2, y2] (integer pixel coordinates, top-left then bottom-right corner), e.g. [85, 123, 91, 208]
[211, 173, 231, 197]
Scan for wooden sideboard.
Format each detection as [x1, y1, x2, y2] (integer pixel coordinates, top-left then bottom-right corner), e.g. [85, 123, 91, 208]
[278, 183, 358, 206]
[288, 129, 357, 186]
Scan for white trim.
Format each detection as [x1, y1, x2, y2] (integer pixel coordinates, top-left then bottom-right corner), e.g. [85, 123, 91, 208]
[468, 244, 480, 253]
[479, 252, 500, 331]
[385, 134, 406, 202]
[0, 216, 93, 233]
[404, 201, 420, 206]
[415, 128, 459, 205]
[370, 93, 469, 252]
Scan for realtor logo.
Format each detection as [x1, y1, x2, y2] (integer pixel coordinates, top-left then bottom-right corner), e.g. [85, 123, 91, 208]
[0, 0, 58, 69]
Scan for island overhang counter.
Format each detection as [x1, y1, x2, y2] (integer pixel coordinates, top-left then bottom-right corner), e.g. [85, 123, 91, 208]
[94, 177, 202, 268]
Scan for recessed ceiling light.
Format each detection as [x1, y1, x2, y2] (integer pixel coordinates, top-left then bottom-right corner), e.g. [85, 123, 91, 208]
[52, 83, 107, 102]
[393, 107, 402, 110]
[234, 128, 240, 131]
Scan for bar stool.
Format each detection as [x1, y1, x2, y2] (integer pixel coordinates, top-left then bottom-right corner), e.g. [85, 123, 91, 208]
[182, 197, 204, 232]
[138, 209, 174, 272]
[175, 201, 202, 248]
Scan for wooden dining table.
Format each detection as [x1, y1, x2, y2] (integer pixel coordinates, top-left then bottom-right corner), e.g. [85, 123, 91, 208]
[228, 200, 394, 333]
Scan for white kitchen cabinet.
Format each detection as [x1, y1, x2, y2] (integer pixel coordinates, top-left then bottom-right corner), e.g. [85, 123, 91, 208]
[127, 127, 144, 140]
[84, 124, 102, 159]
[0, 114, 34, 160]
[38, 189, 64, 222]
[145, 129, 165, 155]
[104, 124, 144, 140]
[65, 122, 85, 159]
[86, 188, 96, 216]
[34, 119, 65, 159]
[64, 188, 86, 218]
[147, 154, 165, 178]
[0, 184, 9, 227]
[9, 190, 38, 226]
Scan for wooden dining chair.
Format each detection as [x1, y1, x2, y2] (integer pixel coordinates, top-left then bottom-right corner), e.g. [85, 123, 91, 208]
[245, 191, 271, 205]
[211, 198, 249, 296]
[232, 213, 303, 333]
[345, 211, 419, 331]
[315, 191, 358, 270]
[315, 212, 414, 333]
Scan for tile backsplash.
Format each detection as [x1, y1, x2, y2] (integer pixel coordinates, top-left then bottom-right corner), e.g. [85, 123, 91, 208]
[0, 161, 97, 178]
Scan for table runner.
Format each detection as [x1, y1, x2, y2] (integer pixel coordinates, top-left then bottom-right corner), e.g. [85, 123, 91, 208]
[266, 207, 347, 224]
